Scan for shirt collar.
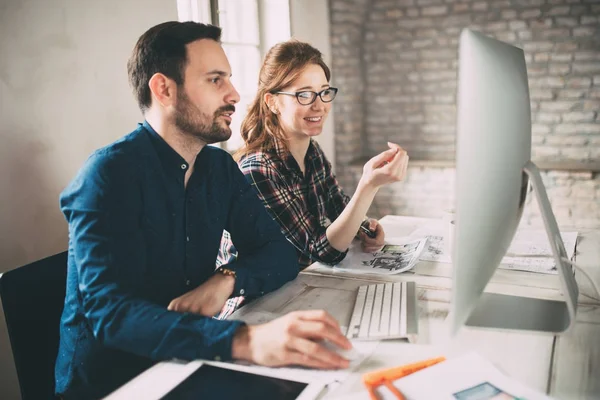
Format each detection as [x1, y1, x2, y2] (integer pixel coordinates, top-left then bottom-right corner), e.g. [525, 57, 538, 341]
[142, 120, 190, 180]
[272, 139, 319, 177]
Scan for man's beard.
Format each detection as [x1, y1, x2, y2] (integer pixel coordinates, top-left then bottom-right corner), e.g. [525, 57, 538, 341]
[174, 90, 235, 144]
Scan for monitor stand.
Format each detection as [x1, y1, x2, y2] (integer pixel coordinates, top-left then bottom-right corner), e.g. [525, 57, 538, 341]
[464, 161, 579, 334]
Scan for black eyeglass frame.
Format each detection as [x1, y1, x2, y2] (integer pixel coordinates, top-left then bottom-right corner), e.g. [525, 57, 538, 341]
[273, 87, 339, 105]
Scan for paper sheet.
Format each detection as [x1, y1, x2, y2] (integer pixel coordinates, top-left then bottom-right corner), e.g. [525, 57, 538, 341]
[410, 227, 578, 275]
[338, 352, 553, 400]
[333, 237, 428, 275]
[392, 352, 553, 400]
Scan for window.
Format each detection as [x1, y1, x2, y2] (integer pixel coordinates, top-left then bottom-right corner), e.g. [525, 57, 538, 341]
[177, 0, 291, 151]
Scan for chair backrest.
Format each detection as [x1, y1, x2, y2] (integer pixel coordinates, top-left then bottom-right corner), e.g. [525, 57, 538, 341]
[0, 251, 68, 400]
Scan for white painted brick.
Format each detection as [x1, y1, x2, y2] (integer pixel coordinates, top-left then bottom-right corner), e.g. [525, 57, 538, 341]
[523, 41, 554, 52]
[546, 6, 570, 16]
[520, 9, 541, 18]
[556, 89, 586, 99]
[501, 10, 517, 19]
[539, 101, 577, 112]
[472, 2, 489, 11]
[530, 90, 554, 100]
[554, 42, 578, 52]
[565, 77, 592, 88]
[532, 146, 561, 158]
[582, 100, 600, 111]
[560, 147, 591, 160]
[536, 112, 561, 123]
[562, 112, 596, 122]
[555, 17, 578, 27]
[422, 6, 448, 16]
[518, 30, 533, 40]
[572, 62, 600, 74]
[581, 16, 598, 25]
[541, 28, 571, 39]
[574, 52, 600, 62]
[573, 27, 596, 37]
[509, 21, 527, 30]
[532, 124, 551, 134]
[550, 53, 573, 62]
[545, 135, 589, 147]
[529, 76, 564, 88]
[555, 123, 600, 135]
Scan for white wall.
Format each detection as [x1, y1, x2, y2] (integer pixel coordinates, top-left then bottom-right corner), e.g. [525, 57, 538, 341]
[289, 0, 336, 170]
[0, 1, 177, 398]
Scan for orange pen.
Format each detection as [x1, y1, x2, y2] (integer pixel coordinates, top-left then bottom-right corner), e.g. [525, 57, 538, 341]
[362, 356, 446, 400]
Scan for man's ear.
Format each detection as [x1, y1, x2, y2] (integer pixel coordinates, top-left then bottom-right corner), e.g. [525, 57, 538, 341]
[148, 73, 176, 108]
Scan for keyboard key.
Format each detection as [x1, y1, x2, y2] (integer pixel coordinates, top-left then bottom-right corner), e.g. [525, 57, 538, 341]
[390, 282, 401, 336]
[368, 284, 384, 337]
[358, 284, 375, 338]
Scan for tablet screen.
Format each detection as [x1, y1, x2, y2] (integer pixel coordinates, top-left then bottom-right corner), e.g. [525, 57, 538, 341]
[161, 364, 309, 400]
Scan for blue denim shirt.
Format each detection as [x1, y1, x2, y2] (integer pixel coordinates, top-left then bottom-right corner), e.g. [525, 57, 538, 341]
[55, 121, 298, 399]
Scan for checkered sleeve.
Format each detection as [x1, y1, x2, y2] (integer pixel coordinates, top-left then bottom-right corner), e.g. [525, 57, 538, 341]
[240, 157, 348, 266]
[321, 153, 350, 221]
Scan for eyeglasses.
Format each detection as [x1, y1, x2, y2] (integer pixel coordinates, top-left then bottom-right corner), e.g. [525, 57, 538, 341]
[274, 87, 338, 106]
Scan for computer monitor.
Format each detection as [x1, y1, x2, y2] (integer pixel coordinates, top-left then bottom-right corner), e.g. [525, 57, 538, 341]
[450, 29, 579, 335]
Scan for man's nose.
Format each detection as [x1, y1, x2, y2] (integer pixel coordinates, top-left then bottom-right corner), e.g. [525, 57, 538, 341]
[226, 81, 240, 104]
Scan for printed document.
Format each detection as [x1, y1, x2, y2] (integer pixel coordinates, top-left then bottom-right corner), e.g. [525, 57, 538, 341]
[333, 237, 428, 275]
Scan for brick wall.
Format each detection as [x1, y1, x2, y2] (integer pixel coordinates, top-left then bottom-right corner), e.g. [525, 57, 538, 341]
[330, 0, 600, 229]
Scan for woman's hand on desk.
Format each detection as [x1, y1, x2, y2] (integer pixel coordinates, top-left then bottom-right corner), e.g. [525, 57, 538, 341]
[231, 310, 352, 370]
[360, 219, 385, 252]
[167, 273, 234, 316]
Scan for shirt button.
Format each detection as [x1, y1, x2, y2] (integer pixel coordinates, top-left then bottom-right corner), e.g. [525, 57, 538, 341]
[214, 355, 221, 361]
[181, 164, 187, 170]
[186, 236, 190, 242]
[239, 289, 245, 295]
[186, 280, 191, 286]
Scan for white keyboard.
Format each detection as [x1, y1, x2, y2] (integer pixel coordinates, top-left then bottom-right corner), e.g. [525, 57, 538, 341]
[346, 281, 418, 341]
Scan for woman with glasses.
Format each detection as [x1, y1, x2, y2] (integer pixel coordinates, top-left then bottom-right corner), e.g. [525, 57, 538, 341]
[220, 40, 408, 292]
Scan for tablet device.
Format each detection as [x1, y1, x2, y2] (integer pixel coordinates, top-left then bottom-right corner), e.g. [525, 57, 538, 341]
[160, 362, 324, 400]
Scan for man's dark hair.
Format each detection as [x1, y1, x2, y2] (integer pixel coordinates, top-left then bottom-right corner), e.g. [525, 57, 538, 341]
[127, 21, 222, 112]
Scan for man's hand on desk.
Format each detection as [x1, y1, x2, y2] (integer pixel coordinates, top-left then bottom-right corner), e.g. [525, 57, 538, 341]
[360, 219, 385, 252]
[231, 310, 352, 370]
[167, 273, 234, 316]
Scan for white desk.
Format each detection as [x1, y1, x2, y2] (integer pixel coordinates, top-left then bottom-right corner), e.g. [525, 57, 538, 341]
[107, 216, 600, 400]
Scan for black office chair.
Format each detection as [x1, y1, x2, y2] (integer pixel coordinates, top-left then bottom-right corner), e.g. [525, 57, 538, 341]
[0, 251, 68, 400]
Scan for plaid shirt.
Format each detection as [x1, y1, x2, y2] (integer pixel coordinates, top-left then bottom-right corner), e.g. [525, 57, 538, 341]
[216, 139, 351, 318]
